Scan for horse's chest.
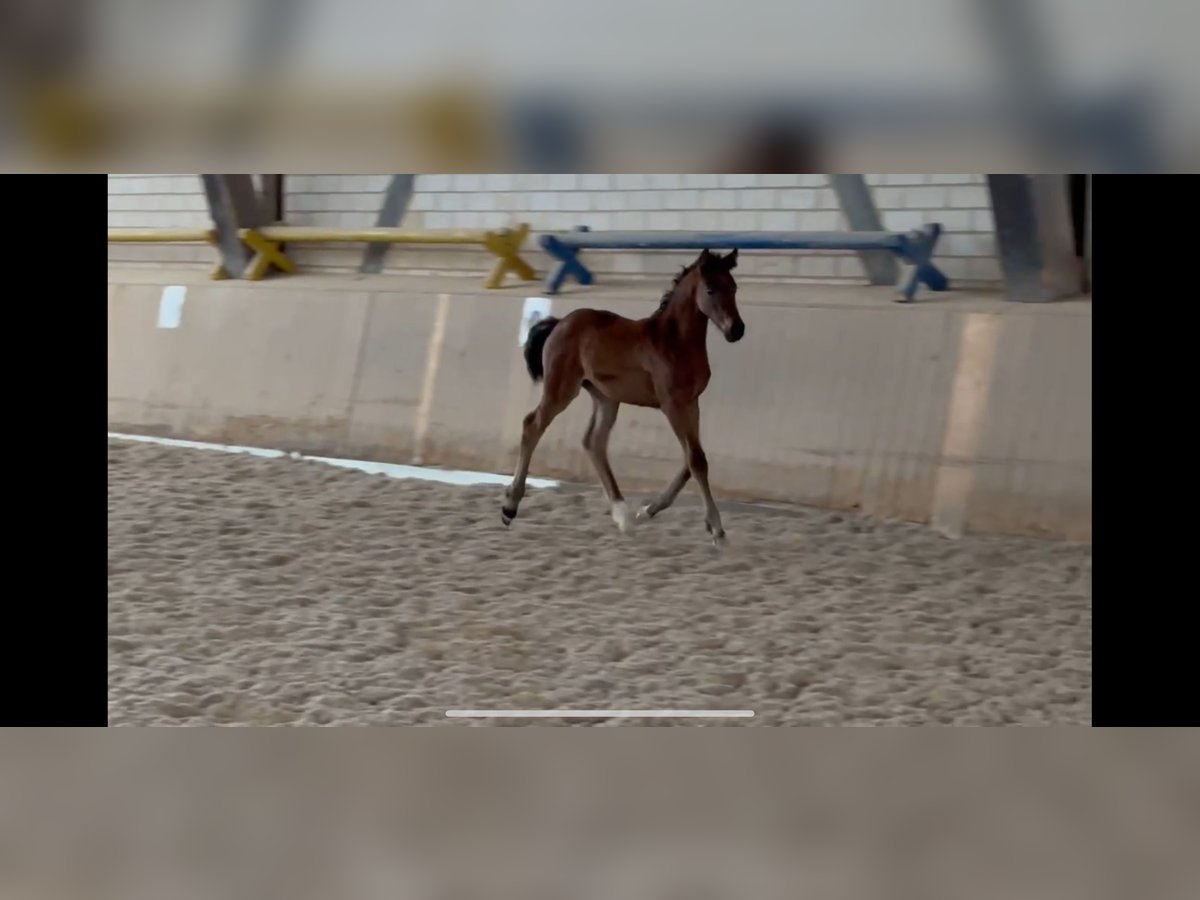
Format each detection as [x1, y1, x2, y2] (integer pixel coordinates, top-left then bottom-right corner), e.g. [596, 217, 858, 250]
[670, 362, 710, 399]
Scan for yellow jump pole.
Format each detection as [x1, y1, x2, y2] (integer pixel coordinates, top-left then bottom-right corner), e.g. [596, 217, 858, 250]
[107, 228, 230, 280]
[484, 223, 537, 289]
[238, 225, 537, 287]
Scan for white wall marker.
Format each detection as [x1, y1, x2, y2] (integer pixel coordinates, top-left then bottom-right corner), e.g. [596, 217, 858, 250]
[518, 297, 552, 347]
[157, 285, 187, 329]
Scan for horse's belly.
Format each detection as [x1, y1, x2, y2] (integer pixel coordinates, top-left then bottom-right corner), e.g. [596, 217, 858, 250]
[591, 371, 659, 407]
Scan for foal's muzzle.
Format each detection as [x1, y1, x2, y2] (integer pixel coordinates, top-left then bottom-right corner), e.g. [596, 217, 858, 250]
[725, 320, 745, 343]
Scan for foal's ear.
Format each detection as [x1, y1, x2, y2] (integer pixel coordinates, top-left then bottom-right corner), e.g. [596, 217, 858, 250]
[724, 248, 738, 269]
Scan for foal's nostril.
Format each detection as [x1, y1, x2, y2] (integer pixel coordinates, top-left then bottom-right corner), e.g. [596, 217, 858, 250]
[727, 321, 745, 342]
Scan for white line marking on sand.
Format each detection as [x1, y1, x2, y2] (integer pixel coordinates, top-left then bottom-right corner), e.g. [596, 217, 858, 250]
[445, 709, 754, 719]
[107, 432, 559, 489]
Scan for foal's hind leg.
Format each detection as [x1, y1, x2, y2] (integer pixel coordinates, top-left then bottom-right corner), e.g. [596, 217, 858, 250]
[501, 378, 580, 525]
[582, 387, 634, 533]
[635, 465, 691, 522]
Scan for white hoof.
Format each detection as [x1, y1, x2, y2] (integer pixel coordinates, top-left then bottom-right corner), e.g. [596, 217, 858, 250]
[611, 501, 637, 534]
[636, 504, 654, 522]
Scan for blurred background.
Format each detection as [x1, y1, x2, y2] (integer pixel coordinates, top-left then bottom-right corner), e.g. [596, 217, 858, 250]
[6, 0, 1196, 171]
[3, 730, 1200, 899]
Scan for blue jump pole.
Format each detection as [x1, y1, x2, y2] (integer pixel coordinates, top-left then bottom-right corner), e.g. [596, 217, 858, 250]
[538, 225, 949, 300]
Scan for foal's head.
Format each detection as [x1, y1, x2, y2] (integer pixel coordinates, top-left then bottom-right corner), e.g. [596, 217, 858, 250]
[695, 249, 745, 343]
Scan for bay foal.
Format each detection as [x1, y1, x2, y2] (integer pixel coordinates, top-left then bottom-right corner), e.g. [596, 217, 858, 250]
[501, 248, 745, 544]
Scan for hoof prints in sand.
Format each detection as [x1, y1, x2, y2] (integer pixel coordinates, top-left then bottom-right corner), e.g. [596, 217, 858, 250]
[108, 439, 1091, 725]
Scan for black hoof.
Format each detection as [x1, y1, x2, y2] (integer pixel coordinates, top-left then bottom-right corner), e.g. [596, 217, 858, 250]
[501, 505, 517, 526]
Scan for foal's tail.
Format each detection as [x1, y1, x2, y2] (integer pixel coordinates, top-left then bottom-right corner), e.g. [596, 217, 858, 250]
[523, 316, 560, 382]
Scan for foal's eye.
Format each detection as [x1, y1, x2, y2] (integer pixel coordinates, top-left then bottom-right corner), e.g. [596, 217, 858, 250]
[706, 289, 715, 296]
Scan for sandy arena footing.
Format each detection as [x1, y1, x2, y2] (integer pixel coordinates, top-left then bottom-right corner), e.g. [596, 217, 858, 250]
[108, 438, 1091, 725]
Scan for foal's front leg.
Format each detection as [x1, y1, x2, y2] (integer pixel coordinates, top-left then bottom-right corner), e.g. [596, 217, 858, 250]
[660, 398, 726, 546]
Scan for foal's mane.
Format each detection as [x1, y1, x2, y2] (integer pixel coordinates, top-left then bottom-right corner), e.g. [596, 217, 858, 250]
[654, 259, 700, 315]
